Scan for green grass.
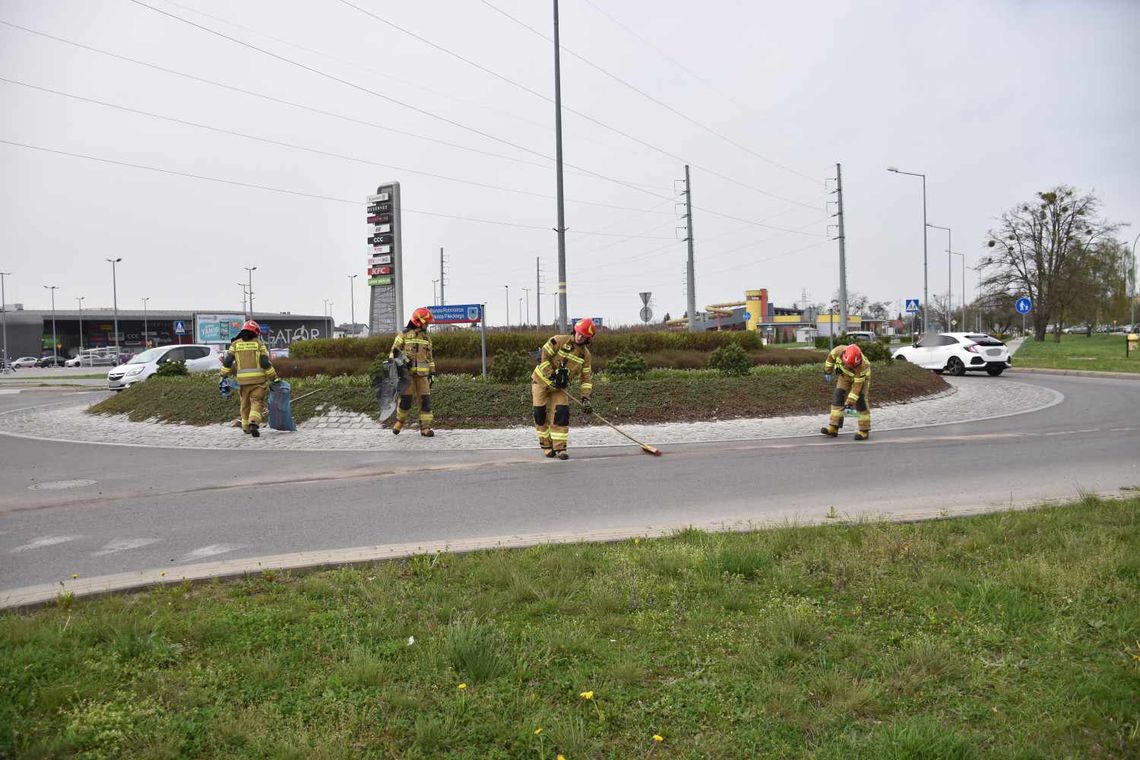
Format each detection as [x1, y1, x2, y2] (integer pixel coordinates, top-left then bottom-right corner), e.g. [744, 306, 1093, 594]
[1014, 333, 1140, 373]
[86, 362, 946, 428]
[2, 497, 1136, 758]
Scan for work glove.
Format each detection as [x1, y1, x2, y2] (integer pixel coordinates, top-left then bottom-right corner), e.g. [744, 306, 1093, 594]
[219, 379, 231, 397]
[843, 405, 857, 416]
[824, 373, 833, 384]
[581, 399, 593, 416]
[429, 372, 435, 387]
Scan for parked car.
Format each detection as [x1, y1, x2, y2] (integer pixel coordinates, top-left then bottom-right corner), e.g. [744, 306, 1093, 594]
[845, 331, 878, 343]
[11, 356, 39, 369]
[65, 349, 119, 367]
[35, 355, 67, 367]
[892, 333, 1012, 376]
[107, 344, 223, 390]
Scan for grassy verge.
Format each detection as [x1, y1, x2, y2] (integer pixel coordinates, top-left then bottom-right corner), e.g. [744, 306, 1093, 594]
[87, 362, 946, 428]
[1014, 334, 1140, 373]
[2, 497, 1136, 758]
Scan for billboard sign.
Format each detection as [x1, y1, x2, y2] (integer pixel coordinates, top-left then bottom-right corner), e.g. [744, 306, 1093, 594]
[194, 313, 245, 344]
[368, 276, 393, 286]
[369, 254, 392, 266]
[369, 266, 393, 276]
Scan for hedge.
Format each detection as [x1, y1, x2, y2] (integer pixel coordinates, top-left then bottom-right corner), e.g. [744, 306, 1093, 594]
[289, 330, 763, 360]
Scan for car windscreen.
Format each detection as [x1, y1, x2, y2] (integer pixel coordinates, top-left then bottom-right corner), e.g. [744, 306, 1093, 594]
[127, 347, 166, 364]
[965, 334, 1004, 346]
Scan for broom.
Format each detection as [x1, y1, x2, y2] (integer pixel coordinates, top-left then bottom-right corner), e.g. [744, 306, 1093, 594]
[565, 391, 662, 457]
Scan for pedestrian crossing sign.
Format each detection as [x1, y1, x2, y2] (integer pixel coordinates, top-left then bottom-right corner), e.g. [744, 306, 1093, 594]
[174, 321, 186, 335]
[904, 299, 921, 313]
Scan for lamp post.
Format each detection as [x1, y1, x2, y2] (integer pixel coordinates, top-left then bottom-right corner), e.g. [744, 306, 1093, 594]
[141, 297, 150, 348]
[518, 297, 523, 326]
[76, 296, 85, 360]
[948, 251, 966, 330]
[43, 285, 59, 362]
[888, 167, 929, 333]
[522, 287, 531, 326]
[504, 285, 510, 328]
[0, 271, 11, 369]
[348, 274, 357, 336]
[1131, 232, 1139, 328]
[244, 266, 257, 317]
[106, 257, 122, 359]
[927, 223, 951, 329]
[237, 283, 248, 315]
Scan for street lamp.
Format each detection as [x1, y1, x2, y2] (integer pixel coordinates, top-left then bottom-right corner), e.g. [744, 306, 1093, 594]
[518, 297, 523, 326]
[522, 287, 531, 326]
[244, 266, 257, 317]
[76, 296, 85, 359]
[348, 274, 358, 336]
[888, 167, 929, 333]
[1131, 232, 1139, 328]
[0, 271, 11, 369]
[504, 285, 510, 328]
[141, 297, 150, 348]
[106, 257, 122, 358]
[43, 285, 59, 362]
[948, 251, 966, 330]
[927, 223, 952, 329]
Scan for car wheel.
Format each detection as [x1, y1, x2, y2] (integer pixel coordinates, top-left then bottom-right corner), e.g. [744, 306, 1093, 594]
[894, 355, 907, 362]
[946, 357, 966, 376]
[986, 366, 1005, 376]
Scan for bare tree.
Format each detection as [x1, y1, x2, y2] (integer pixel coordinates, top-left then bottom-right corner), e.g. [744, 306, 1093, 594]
[979, 186, 1119, 341]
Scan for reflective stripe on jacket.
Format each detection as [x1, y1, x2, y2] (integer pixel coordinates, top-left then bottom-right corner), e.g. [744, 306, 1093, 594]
[823, 344, 870, 404]
[220, 339, 277, 386]
[390, 328, 435, 376]
[532, 335, 593, 397]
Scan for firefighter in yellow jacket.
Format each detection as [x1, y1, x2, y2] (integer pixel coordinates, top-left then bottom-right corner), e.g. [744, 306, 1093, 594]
[532, 318, 596, 460]
[820, 343, 871, 440]
[219, 320, 279, 438]
[390, 307, 436, 436]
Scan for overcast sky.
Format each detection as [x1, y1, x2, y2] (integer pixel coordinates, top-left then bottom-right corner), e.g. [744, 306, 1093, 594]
[2, 0, 1137, 327]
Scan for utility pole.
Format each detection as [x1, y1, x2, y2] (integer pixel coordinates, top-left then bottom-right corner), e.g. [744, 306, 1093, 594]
[0, 271, 10, 368]
[244, 266, 257, 317]
[348, 274, 358, 335]
[238, 284, 248, 316]
[106, 257, 121, 359]
[522, 288, 531, 326]
[683, 164, 697, 332]
[439, 247, 446, 307]
[504, 285, 510, 328]
[833, 163, 849, 331]
[552, 0, 568, 332]
[536, 257, 542, 328]
[141, 297, 150, 348]
[44, 285, 59, 362]
[76, 296, 85, 358]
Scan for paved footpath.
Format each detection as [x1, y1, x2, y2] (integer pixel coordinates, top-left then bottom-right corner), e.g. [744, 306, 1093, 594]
[0, 376, 1061, 451]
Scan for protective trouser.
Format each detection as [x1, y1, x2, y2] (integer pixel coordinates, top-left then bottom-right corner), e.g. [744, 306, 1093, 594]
[396, 375, 433, 430]
[240, 383, 268, 429]
[532, 380, 570, 452]
[829, 374, 870, 433]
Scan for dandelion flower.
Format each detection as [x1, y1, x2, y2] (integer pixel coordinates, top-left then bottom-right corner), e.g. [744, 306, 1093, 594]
[534, 727, 543, 735]
[653, 734, 664, 743]
[160, 571, 166, 577]
[457, 683, 467, 690]
[70, 573, 79, 579]
[579, 690, 594, 700]
[557, 756, 566, 760]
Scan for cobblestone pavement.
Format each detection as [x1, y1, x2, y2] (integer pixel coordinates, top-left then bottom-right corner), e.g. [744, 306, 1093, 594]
[0, 377, 1061, 452]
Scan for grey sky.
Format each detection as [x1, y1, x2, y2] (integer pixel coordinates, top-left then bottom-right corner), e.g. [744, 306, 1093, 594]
[2, 0, 1137, 327]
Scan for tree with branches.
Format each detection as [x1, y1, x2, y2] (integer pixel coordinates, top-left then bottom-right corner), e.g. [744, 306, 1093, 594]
[978, 186, 1120, 341]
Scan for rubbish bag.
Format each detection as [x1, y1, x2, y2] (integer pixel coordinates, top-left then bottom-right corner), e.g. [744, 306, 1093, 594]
[373, 358, 403, 421]
[268, 380, 296, 432]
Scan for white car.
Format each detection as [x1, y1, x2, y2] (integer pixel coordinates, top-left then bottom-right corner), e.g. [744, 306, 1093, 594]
[11, 356, 39, 369]
[66, 349, 118, 367]
[107, 344, 223, 390]
[892, 333, 1012, 376]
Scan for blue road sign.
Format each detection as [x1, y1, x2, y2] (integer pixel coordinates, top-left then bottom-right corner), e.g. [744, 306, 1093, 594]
[1015, 297, 1033, 315]
[174, 320, 186, 335]
[904, 299, 921, 313]
[430, 304, 483, 324]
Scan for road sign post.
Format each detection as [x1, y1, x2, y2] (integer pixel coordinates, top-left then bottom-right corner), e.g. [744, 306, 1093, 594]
[429, 304, 488, 378]
[1015, 297, 1033, 336]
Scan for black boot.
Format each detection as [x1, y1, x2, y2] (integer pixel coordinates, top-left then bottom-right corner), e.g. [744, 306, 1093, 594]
[250, 422, 260, 438]
[556, 451, 569, 460]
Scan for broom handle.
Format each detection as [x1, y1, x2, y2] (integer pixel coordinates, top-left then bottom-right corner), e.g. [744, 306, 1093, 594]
[564, 391, 646, 448]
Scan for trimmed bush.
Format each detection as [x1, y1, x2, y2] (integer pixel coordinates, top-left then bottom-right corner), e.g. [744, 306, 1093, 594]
[813, 335, 892, 363]
[154, 360, 188, 377]
[605, 349, 648, 378]
[490, 351, 531, 383]
[709, 342, 752, 376]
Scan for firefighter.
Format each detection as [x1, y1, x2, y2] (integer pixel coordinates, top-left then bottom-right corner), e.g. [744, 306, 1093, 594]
[532, 318, 595, 460]
[820, 343, 871, 440]
[219, 320, 279, 438]
[390, 307, 436, 436]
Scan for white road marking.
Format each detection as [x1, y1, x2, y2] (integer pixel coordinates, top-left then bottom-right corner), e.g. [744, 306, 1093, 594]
[0, 389, 21, 395]
[91, 538, 161, 557]
[177, 544, 245, 563]
[9, 535, 82, 553]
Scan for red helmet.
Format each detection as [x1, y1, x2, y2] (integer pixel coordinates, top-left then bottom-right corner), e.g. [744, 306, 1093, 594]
[574, 318, 597, 340]
[841, 344, 863, 368]
[241, 320, 261, 335]
[411, 307, 433, 328]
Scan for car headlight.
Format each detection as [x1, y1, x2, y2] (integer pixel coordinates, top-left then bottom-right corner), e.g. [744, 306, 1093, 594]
[124, 366, 145, 376]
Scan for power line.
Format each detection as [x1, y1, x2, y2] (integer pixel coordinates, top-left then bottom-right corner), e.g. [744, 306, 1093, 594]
[0, 75, 678, 217]
[575, 0, 819, 185]
[477, 0, 823, 192]
[333, 0, 823, 212]
[0, 138, 677, 238]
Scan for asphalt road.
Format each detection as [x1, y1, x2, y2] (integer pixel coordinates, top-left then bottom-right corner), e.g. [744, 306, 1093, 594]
[0, 374, 1137, 593]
